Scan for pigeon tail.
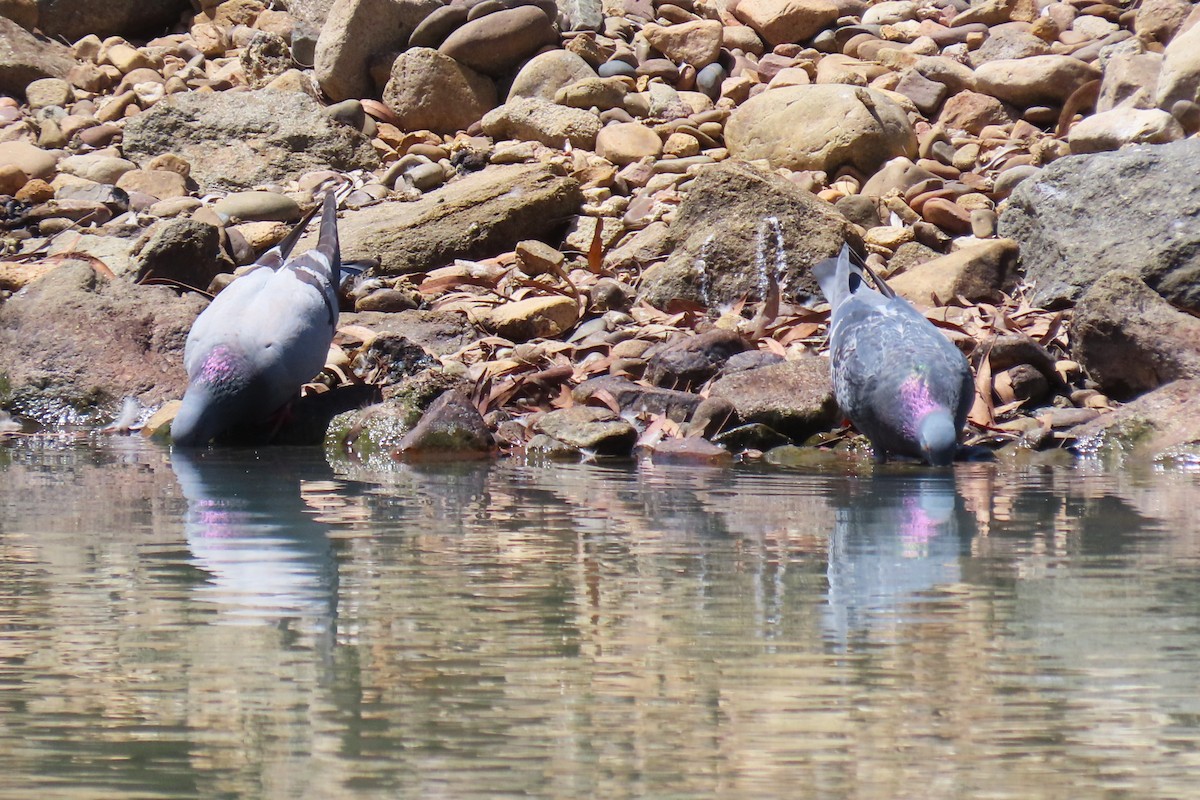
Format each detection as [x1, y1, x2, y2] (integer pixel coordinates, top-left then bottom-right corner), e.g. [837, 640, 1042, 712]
[314, 191, 340, 285]
[918, 409, 959, 467]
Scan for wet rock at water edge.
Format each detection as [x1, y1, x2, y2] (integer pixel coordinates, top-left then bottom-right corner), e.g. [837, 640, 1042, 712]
[396, 390, 495, 460]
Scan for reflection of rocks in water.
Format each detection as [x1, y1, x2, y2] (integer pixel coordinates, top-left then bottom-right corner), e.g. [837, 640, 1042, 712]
[824, 471, 976, 646]
[171, 448, 339, 636]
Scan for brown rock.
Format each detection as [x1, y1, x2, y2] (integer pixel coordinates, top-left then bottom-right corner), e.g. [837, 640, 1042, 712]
[477, 295, 579, 342]
[115, 168, 189, 200]
[0, 163, 26, 195]
[1070, 269, 1200, 400]
[920, 197, 972, 234]
[481, 96, 601, 149]
[888, 238, 1020, 305]
[532, 406, 637, 456]
[595, 121, 663, 165]
[383, 47, 498, 135]
[314, 0, 442, 102]
[974, 55, 1101, 107]
[641, 20, 723, 69]
[938, 89, 1016, 133]
[0, 15, 73, 99]
[646, 329, 751, 389]
[648, 437, 733, 464]
[707, 356, 838, 440]
[733, 0, 840, 47]
[1069, 379, 1200, 461]
[438, 6, 557, 77]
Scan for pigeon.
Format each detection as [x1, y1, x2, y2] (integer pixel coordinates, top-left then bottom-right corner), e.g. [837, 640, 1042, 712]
[172, 192, 341, 447]
[814, 244, 974, 466]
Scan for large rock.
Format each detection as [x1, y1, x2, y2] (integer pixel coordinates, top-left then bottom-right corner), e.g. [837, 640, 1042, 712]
[706, 356, 838, 441]
[1069, 270, 1200, 400]
[725, 85, 917, 174]
[636, 160, 852, 308]
[481, 96, 601, 149]
[438, 6, 558, 77]
[888, 239, 1021, 305]
[383, 47, 497, 134]
[132, 218, 229, 288]
[998, 138, 1200, 311]
[732, 0, 839, 46]
[973, 55, 1101, 107]
[121, 89, 379, 191]
[340, 309, 482, 354]
[28, 0, 191, 41]
[396, 389, 494, 459]
[1067, 107, 1183, 154]
[1155, 18, 1200, 109]
[507, 49, 596, 101]
[0, 16, 72, 99]
[1069, 379, 1200, 462]
[0, 262, 206, 421]
[303, 163, 582, 275]
[314, 0, 442, 102]
[641, 20, 723, 69]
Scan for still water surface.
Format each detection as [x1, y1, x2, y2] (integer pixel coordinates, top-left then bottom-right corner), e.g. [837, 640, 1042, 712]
[2, 439, 1200, 798]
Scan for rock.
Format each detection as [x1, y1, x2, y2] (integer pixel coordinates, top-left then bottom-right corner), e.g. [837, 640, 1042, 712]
[556, 0, 602, 31]
[477, 295, 579, 341]
[507, 49, 597, 102]
[1067, 107, 1184, 153]
[973, 55, 1101, 107]
[131, 217, 228, 288]
[57, 154, 137, 184]
[305, 163, 581, 275]
[383, 47, 497, 135]
[894, 68, 947, 116]
[1069, 270, 1200, 400]
[341, 309, 483, 355]
[595, 121, 662, 165]
[122, 89, 379, 191]
[0, 262, 207, 421]
[240, 30, 293, 88]
[555, 76, 627, 109]
[646, 329, 751, 389]
[115, 168, 189, 201]
[636, 160, 851, 308]
[439, 6, 558, 77]
[347, 333, 436, 385]
[1135, 0, 1191, 43]
[641, 20, 722, 69]
[732, 0, 840, 47]
[24, 77, 72, 109]
[572, 374, 703, 420]
[0, 163, 26, 195]
[1154, 21, 1200, 110]
[409, 4, 467, 48]
[531, 406, 637, 456]
[951, 0, 1015, 25]
[913, 56, 977, 94]
[706, 356, 838, 440]
[0, 17, 73, 100]
[888, 238, 1020, 305]
[938, 89, 1016, 133]
[1069, 379, 1200, 462]
[969, 25, 1049, 66]
[648, 437, 733, 464]
[212, 190, 303, 222]
[1097, 49, 1161, 112]
[34, 0, 190, 41]
[0, 140, 58, 180]
[725, 85, 916, 173]
[998, 138, 1200, 311]
[396, 389, 495, 459]
[481, 96, 601, 149]
[25, 198, 111, 225]
[314, 0, 442, 102]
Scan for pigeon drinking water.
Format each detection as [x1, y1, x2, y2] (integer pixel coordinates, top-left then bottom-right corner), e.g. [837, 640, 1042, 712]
[814, 244, 973, 466]
[172, 192, 341, 447]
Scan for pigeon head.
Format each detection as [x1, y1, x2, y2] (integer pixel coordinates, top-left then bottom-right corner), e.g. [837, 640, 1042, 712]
[171, 345, 256, 447]
[917, 410, 958, 467]
[899, 373, 959, 466]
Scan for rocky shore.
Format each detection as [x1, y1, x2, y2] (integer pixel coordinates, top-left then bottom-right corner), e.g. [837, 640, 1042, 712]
[2, 0, 1200, 466]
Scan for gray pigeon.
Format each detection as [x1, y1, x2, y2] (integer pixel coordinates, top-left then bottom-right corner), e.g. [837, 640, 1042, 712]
[172, 192, 341, 447]
[814, 244, 973, 466]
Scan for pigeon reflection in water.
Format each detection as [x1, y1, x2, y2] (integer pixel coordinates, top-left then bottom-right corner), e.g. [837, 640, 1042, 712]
[171, 449, 339, 634]
[823, 472, 976, 646]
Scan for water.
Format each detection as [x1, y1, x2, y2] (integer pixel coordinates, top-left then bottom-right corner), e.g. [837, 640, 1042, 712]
[3, 439, 1200, 799]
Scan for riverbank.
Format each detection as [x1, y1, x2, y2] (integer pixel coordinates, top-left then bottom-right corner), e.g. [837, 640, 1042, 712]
[2, 0, 1200, 464]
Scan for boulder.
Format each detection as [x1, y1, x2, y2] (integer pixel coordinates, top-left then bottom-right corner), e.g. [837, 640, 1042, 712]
[340, 309, 483, 355]
[314, 0, 442, 102]
[636, 160, 852, 308]
[1069, 269, 1200, 400]
[998, 138, 1200, 311]
[1069, 379, 1200, 463]
[1067, 107, 1183, 153]
[31, 0, 191, 41]
[0, 16, 72, 99]
[973, 55, 1100, 107]
[1155, 19, 1200, 109]
[888, 239, 1020, 305]
[531, 406, 637, 456]
[122, 89, 379, 191]
[507, 49, 596, 102]
[301, 163, 582, 275]
[383, 47, 497, 134]
[0, 262, 206, 421]
[645, 329, 751, 389]
[732, 0, 840, 46]
[481, 96, 601, 149]
[706, 356, 838, 441]
[132, 218, 230, 288]
[438, 6, 558, 77]
[396, 389, 494, 459]
[725, 85, 916, 174]
[640, 20, 723, 69]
